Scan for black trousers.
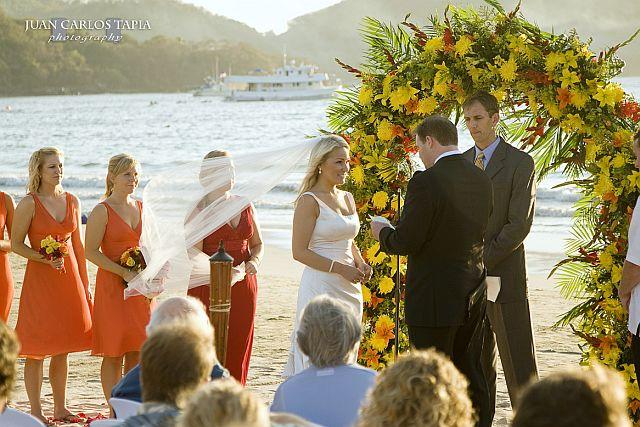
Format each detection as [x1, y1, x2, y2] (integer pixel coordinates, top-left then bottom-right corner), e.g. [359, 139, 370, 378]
[408, 285, 492, 427]
[632, 328, 640, 383]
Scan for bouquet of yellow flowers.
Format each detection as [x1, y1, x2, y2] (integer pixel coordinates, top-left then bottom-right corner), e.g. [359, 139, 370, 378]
[119, 246, 146, 286]
[39, 235, 69, 273]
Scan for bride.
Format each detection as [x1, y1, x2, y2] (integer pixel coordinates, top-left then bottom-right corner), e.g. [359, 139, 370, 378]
[284, 135, 372, 376]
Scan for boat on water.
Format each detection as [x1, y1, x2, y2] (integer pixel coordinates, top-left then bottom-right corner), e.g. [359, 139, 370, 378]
[223, 63, 338, 102]
[193, 75, 227, 97]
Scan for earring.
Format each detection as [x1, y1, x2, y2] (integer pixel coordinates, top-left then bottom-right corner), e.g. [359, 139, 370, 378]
[318, 168, 322, 174]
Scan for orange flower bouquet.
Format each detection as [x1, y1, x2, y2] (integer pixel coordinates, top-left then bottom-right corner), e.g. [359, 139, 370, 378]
[39, 235, 69, 273]
[119, 246, 146, 286]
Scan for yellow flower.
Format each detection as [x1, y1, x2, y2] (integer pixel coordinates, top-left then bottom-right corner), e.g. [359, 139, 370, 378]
[559, 68, 580, 88]
[561, 114, 585, 133]
[370, 336, 388, 352]
[126, 257, 136, 267]
[466, 64, 482, 82]
[611, 264, 623, 284]
[593, 83, 624, 108]
[377, 119, 394, 141]
[628, 171, 640, 190]
[361, 284, 372, 304]
[499, 56, 518, 82]
[585, 139, 600, 164]
[366, 242, 387, 265]
[491, 87, 506, 103]
[545, 99, 562, 119]
[378, 276, 395, 294]
[358, 85, 374, 106]
[52, 241, 61, 250]
[45, 246, 54, 254]
[563, 50, 578, 69]
[416, 96, 438, 115]
[528, 94, 539, 115]
[432, 73, 449, 97]
[423, 37, 444, 54]
[612, 154, 627, 169]
[594, 175, 614, 198]
[351, 165, 365, 185]
[454, 35, 474, 57]
[375, 315, 395, 333]
[389, 83, 418, 110]
[545, 52, 564, 73]
[569, 89, 589, 109]
[372, 191, 389, 210]
[599, 251, 613, 270]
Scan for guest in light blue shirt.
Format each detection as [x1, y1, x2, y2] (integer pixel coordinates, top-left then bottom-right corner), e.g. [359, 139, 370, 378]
[271, 295, 376, 427]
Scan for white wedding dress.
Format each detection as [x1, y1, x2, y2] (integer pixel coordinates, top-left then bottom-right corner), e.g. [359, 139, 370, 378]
[283, 191, 363, 377]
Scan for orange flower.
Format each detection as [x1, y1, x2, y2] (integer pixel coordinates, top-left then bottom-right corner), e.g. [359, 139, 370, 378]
[556, 87, 571, 110]
[630, 399, 640, 415]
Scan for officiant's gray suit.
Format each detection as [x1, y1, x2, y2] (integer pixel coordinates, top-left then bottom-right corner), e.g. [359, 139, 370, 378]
[463, 137, 538, 411]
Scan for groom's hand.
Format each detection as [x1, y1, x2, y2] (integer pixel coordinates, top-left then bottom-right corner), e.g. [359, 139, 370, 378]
[371, 220, 387, 241]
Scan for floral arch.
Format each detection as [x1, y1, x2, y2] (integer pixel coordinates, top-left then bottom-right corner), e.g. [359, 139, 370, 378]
[327, 0, 640, 418]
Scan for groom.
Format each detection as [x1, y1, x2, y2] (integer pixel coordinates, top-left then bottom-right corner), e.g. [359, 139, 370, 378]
[371, 115, 492, 427]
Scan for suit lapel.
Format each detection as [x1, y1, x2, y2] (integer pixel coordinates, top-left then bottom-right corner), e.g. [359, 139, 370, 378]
[462, 146, 475, 163]
[485, 138, 507, 179]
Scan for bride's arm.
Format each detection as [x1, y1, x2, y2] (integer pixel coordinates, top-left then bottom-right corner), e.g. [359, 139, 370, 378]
[292, 195, 364, 283]
[246, 205, 263, 275]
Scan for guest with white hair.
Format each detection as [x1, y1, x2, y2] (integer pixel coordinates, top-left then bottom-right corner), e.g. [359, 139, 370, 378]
[111, 296, 228, 403]
[272, 295, 376, 427]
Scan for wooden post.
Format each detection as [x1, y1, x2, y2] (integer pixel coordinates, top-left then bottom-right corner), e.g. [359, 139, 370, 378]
[209, 240, 234, 364]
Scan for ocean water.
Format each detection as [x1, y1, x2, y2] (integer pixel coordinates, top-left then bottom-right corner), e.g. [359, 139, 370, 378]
[1, 77, 639, 276]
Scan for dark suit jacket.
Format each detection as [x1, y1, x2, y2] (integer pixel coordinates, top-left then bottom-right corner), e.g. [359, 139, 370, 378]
[463, 138, 536, 303]
[379, 154, 493, 327]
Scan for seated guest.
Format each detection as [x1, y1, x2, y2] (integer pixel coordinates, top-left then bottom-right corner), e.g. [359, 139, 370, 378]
[178, 379, 270, 427]
[271, 295, 376, 427]
[112, 296, 228, 403]
[357, 349, 474, 427]
[512, 364, 631, 427]
[121, 322, 215, 427]
[0, 320, 44, 426]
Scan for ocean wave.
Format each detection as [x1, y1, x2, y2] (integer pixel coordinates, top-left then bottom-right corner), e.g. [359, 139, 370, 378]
[536, 187, 580, 203]
[0, 176, 150, 189]
[535, 206, 572, 217]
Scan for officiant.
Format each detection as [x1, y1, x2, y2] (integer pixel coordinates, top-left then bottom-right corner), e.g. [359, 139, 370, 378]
[371, 115, 493, 427]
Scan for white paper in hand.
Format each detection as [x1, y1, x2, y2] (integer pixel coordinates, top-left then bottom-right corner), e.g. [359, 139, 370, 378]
[231, 262, 246, 287]
[486, 276, 501, 302]
[369, 215, 395, 229]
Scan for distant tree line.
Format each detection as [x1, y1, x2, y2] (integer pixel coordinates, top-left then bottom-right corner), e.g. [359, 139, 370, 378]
[0, 9, 282, 96]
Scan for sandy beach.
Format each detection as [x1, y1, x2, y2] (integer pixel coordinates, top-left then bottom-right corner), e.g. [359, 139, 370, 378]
[5, 245, 579, 426]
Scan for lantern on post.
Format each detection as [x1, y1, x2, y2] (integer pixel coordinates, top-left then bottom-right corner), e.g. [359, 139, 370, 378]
[209, 240, 234, 364]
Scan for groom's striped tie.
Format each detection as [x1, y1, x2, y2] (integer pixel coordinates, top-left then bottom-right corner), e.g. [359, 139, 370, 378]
[474, 151, 485, 170]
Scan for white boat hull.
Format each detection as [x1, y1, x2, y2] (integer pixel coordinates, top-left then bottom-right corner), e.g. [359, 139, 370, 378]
[225, 86, 337, 102]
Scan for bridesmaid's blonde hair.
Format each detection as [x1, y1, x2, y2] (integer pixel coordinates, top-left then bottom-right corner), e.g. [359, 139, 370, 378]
[296, 135, 349, 202]
[27, 147, 64, 194]
[104, 153, 139, 198]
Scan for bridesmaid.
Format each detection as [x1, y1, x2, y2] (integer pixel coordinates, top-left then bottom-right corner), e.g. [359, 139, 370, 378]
[85, 153, 154, 403]
[0, 190, 15, 322]
[12, 147, 92, 424]
[188, 150, 264, 385]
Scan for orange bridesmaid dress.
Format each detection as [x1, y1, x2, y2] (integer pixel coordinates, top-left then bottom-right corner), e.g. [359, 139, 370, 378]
[0, 192, 14, 322]
[15, 193, 93, 358]
[91, 201, 154, 357]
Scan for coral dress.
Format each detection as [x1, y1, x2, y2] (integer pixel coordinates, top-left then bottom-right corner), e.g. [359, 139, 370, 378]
[92, 201, 154, 357]
[0, 192, 14, 322]
[15, 193, 93, 358]
[188, 206, 257, 385]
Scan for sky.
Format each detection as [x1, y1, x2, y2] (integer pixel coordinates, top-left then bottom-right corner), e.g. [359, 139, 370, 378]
[182, 0, 343, 34]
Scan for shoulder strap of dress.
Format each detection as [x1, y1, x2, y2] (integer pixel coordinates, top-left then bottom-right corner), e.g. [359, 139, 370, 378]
[0, 192, 5, 212]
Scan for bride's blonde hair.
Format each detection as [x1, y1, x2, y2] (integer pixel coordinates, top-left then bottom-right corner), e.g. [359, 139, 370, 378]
[27, 147, 64, 194]
[104, 153, 139, 199]
[297, 135, 349, 202]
